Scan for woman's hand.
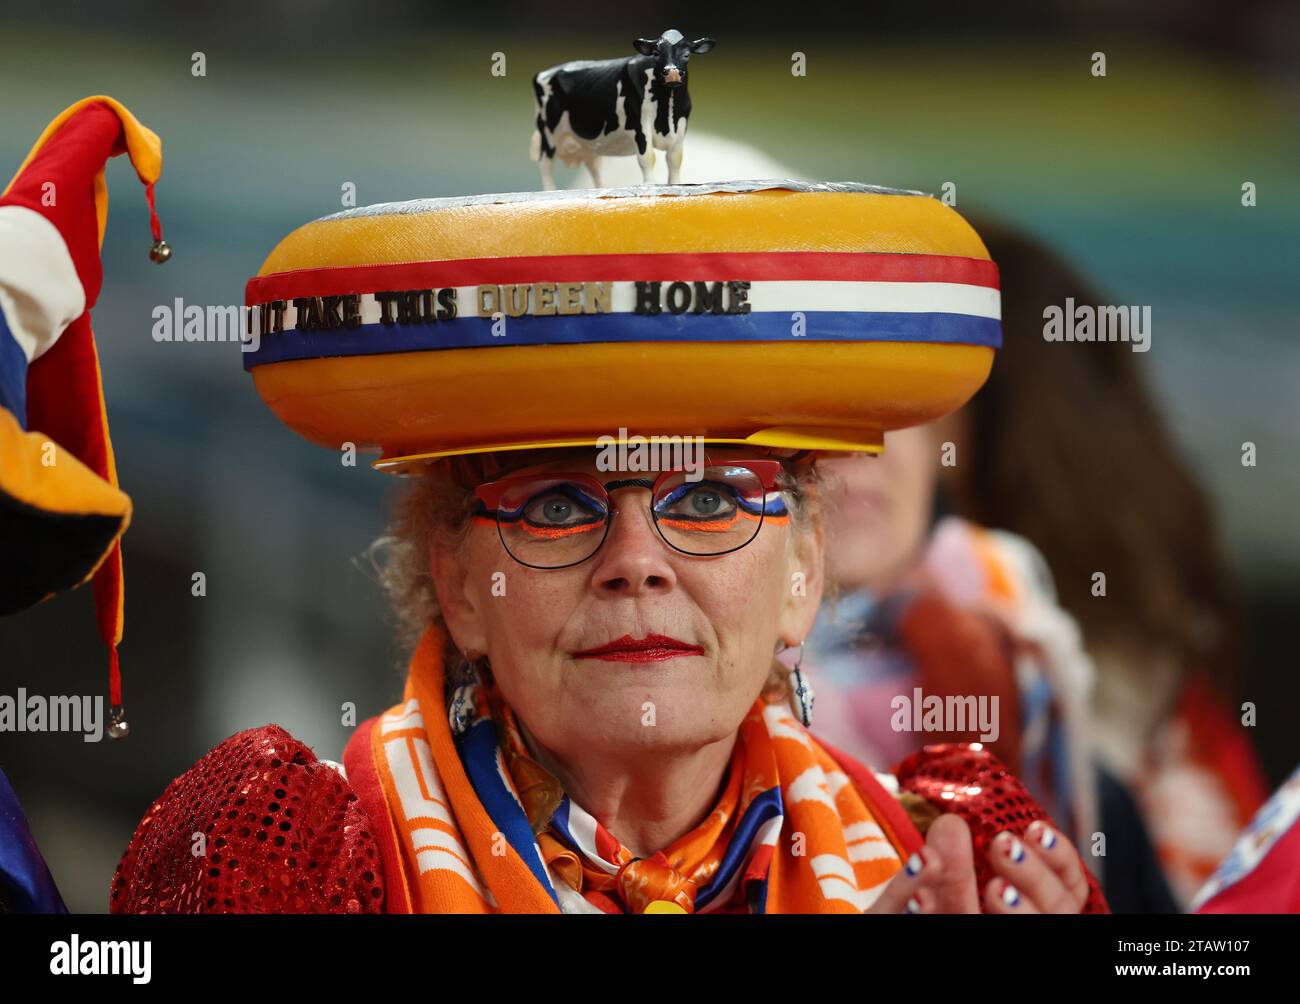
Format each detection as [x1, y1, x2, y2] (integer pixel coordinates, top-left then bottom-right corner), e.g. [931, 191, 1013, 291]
[869, 814, 978, 913]
[869, 816, 1090, 914]
[980, 820, 1092, 914]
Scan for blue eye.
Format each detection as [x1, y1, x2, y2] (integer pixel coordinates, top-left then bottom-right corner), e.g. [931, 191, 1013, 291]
[656, 481, 740, 521]
[521, 484, 605, 527]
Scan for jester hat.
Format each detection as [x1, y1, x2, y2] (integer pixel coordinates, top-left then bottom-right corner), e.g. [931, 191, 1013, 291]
[0, 96, 169, 728]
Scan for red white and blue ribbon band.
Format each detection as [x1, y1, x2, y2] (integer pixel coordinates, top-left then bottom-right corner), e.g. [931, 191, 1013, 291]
[242, 251, 1001, 370]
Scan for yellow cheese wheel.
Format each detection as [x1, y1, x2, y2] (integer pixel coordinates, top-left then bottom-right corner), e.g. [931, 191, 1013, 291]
[242, 181, 999, 472]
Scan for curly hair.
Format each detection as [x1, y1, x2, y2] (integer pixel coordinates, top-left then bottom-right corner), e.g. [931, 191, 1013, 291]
[368, 448, 835, 702]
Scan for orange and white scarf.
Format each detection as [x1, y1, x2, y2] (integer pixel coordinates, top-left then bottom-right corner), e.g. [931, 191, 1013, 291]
[344, 623, 921, 914]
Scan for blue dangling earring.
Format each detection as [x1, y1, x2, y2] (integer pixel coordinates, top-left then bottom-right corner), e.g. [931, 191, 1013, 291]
[448, 649, 483, 736]
[786, 640, 814, 728]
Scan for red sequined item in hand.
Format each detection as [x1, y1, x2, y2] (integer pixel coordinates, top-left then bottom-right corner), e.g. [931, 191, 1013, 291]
[894, 742, 1109, 914]
[110, 725, 385, 913]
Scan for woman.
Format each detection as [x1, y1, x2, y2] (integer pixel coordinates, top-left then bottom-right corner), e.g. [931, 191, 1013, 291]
[113, 441, 1099, 914]
[810, 425, 1180, 912]
[937, 219, 1270, 906]
[109, 179, 1105, 913]
[805, 217, 1270, 910]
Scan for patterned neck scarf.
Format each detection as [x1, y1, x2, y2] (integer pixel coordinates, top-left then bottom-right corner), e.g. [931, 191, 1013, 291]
[363, 623, 920, 914]
[492, 688, 761, 914]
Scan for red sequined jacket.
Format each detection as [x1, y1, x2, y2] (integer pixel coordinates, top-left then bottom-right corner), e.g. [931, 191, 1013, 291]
[109, 722, 1108, 914]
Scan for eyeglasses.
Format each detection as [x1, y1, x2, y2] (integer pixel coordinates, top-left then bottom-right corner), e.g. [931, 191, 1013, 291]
[473, 459, 791, 569]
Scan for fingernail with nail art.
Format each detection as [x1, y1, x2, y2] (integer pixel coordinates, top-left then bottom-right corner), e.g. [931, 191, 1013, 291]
[905, 852, 923, 877]
[1039, 827, 1058, 850]
[906, 896, 922, 914]
[1006, 836, 1026, 863]
[1002, 884, 1021, 908]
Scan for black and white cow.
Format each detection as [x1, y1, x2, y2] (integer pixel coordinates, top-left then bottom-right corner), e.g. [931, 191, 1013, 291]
[530, 30, 716, 190]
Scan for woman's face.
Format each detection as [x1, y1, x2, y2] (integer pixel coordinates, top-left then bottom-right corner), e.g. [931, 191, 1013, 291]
[429, 445, 823, 761]
[817, 425, 941, 593]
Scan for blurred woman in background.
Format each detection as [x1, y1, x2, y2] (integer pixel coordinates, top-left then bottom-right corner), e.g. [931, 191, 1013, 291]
[807, 219, 1269, 910]
[811, 426, 1180, 912]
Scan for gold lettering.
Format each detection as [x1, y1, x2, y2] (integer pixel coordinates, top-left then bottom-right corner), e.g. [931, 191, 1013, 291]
[556, 282, 583, 315]
[586, 282, 612, 314]
[503, 283, 529, 318]
[534, 282, 557, 316]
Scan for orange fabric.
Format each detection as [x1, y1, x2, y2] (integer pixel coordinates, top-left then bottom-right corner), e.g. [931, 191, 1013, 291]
[0, 404, 130, 614]
[366, 622, 918, 913]
[495, 694, 744, 914]
[0, 404, 129, 522]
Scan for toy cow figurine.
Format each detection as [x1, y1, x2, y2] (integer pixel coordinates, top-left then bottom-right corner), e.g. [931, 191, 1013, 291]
[530, 30, 715, 190]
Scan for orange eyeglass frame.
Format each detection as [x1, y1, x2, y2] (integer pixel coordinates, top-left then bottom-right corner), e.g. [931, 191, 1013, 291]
[472, 458, 789, 568]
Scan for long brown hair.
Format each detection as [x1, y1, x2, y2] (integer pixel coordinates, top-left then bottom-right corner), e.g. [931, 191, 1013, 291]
[947, 216, 1245, 701]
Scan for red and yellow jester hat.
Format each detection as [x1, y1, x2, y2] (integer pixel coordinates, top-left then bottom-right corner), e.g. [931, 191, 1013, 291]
[0, 96, 170, 736]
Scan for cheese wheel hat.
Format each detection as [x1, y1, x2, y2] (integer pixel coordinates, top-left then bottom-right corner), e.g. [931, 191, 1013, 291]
[243, 180, 999, 472]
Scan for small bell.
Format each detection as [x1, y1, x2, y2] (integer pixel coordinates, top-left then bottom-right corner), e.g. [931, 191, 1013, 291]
[108, 704, 131, 740]
[149, 239, 172, 264]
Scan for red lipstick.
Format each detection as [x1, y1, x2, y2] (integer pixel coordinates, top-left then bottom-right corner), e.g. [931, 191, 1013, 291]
[571, 633, 705, 662]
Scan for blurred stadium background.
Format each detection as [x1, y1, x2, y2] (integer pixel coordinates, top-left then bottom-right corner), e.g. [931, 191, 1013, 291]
[0, 1, 1297, 910]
